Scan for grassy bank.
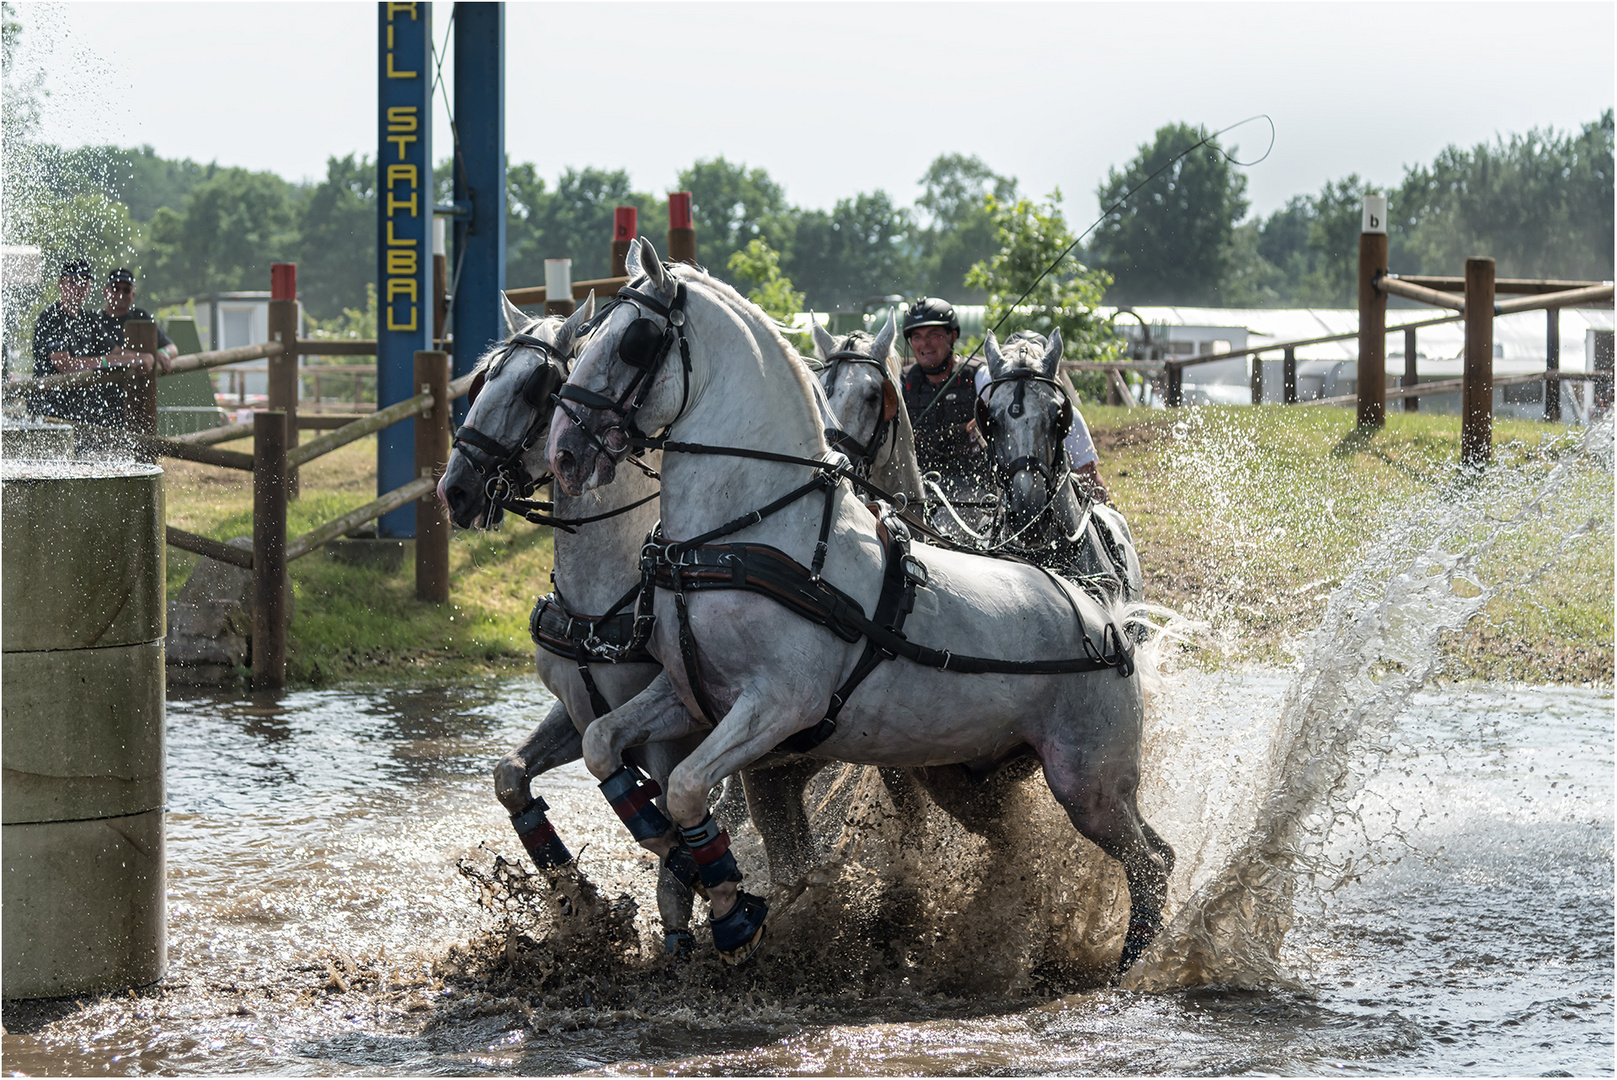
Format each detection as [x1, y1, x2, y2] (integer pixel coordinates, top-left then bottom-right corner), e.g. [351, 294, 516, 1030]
[162, 407, 1612, 688]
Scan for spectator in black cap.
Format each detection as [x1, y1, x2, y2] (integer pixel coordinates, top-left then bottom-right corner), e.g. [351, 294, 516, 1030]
[102, 268, 176, 374]
[28, 258, 128, 426]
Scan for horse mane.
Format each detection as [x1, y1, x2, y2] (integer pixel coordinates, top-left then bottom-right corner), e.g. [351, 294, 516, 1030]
[667, 263, 827, 415]
[998, 330, 1048, 372]
[475, 312, 546, 379]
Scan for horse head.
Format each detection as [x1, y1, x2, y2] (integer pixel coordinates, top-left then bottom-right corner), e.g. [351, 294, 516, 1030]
[978, 328, 1073, 536]
[812, 315, 900, 473]
[547, 237, 698, 496]
[437, 293, 595, 528]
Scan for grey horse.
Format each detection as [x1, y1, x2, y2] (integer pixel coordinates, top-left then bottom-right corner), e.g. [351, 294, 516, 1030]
[547, 238, 1173, 977]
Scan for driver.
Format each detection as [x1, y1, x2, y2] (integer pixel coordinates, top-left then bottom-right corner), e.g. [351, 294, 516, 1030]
[900, 298, 1112, 505]
[898, 297, 988, 494]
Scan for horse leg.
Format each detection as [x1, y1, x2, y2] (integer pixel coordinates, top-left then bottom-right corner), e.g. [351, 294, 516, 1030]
[910, 752, 1041, 846]
[877, 768, 930, 837]
[661, 695, 828, 963]
[492, 698, 586, 870]
[639, 736, 703, 956]
[1039, 749, 1174, 981]
[739, 760, 823, 882]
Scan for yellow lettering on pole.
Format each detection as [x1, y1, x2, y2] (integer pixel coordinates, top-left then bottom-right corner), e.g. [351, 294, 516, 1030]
[386, 164, 417, 190]
[387, 249, 419, 277]
[386, 106, 418, 132]
[387, 24, 394, 49]
[386, 192, 419, 217]
[386, 3, 417, 20]
[385, 222, 415, 247]
[386, 134, 418, 159]
[386, 278, 420, 304]
[386, 52, 418, 79]
[387, 306, 419, 332]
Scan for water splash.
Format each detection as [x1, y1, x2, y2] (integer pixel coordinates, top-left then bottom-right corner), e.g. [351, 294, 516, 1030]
[1129, 416, 1614, 990]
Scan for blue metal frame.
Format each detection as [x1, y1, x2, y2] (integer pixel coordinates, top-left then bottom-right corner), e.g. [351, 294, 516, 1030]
[376, 1, 433, 537]
[450, 2, 506, 426]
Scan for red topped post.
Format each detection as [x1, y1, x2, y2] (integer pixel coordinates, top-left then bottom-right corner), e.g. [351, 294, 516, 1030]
[667, 192, 696, 265]
[270, 262, 297, 301]
[611, 206, 637, 278]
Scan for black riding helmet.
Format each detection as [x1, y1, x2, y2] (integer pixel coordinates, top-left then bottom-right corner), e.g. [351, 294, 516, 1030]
[902, 296, 959, 339]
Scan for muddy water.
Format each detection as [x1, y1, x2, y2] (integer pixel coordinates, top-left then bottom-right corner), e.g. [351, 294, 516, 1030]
[1, 673, 1609, 1076]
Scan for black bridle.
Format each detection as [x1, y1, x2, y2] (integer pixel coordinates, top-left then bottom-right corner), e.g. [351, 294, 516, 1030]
[451, 333, 568, 525]
[818, 348, 897, 477]
[552, 279, 694, 461]
[975, 371, 1077, 540]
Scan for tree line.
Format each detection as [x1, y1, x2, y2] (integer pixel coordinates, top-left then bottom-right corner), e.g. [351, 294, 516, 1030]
[6, 111, 1611, 327]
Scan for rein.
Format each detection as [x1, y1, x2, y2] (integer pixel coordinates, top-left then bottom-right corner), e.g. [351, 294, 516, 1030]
[552, 265, 1135, 755]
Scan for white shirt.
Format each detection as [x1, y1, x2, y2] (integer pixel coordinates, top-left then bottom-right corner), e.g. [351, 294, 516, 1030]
[974, 366, 1098, 470]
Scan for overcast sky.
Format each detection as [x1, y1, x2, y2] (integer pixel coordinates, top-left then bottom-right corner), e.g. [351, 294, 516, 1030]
[12, 2, 1614, 223]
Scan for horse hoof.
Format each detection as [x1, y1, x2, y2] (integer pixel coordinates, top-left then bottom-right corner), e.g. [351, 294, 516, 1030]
[663, 931, 695, 958]
[710, 891, 769, 965]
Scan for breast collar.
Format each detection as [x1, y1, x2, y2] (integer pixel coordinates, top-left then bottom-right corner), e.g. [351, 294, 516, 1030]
[820, 349, 896, 477]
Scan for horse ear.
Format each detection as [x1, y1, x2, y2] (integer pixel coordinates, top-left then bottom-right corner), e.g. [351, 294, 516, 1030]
[984, 329, 1006, 379]
[1042, 327, 1064, 378]
[809, 314, 836, 361]
[555, 291, 596, 355]
[871, 313, 897, 364]
[502, 292, 528, 336]
[634, 236, 669, 294]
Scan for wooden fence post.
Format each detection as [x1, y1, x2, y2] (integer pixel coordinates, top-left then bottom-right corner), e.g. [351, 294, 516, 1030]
[1403, 326, 1419, 412]
[1461, 256, 1495, 467]
[252, 409, 289, 688]
[1544, 307, 1561, 422]
[414, 350, 451, 602]
[1282, 346, 1297, 404]
[1165, 362, 1183, 408]
[1357, 197, 1388, 429]
[612, 206, 637, 278]
[1250, 351, 1264, 405]
[124, 319, 160, 455]
[268, 264, 300, 497]
[667, 191, 697, 265]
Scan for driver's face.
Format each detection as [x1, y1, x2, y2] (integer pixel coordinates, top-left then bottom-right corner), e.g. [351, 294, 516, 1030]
[908, 326, 957, 369]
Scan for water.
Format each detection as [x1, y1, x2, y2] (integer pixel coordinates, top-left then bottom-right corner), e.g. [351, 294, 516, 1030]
[4, 422, 1611, 1073]
[0, 671, 1608, 1076]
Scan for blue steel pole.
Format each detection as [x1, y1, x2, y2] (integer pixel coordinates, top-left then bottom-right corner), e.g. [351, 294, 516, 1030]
[377, 1, 433, 537]
[451, 1, 505, 427]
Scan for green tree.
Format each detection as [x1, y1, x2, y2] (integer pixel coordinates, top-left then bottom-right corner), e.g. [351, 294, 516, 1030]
[142, 167, 304, 300]
[505, 163, 664, 289]
[1090, 122, 1249, 305]
[676, 157, 792, 277]
[1395, 112, 1614, 281]
[965, 191, 1121, 401]
[913, 153, 1018, 302]
[727, 238, 808, 351]
[785, 191, 915, 312]
[298, 154, 375, 320]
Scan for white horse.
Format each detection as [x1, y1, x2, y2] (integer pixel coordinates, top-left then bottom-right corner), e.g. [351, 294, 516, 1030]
[436, 299, 905, 950]
[978, 328, 1144, 601]
[546, 238, 1173, 976]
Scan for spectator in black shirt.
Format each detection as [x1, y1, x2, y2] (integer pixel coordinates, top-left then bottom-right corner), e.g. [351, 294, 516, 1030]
[29, 259, 126, 426]
[102, 268, 177, 374]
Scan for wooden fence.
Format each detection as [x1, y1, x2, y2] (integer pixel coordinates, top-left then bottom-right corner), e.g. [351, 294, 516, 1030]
[6, 203, 698, 688]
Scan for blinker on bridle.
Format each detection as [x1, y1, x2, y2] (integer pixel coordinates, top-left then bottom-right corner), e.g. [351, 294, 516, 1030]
[820, 348, 897, 475]
[452, 332, 568, 516]
[554, 276, 693, 459]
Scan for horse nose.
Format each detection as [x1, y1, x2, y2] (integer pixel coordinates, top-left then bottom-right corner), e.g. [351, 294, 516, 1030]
[441, 479, 475, 526]
[552, 448, 581, 495]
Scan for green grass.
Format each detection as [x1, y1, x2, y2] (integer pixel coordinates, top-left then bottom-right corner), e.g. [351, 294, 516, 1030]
[162, 408, 1612, 687]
